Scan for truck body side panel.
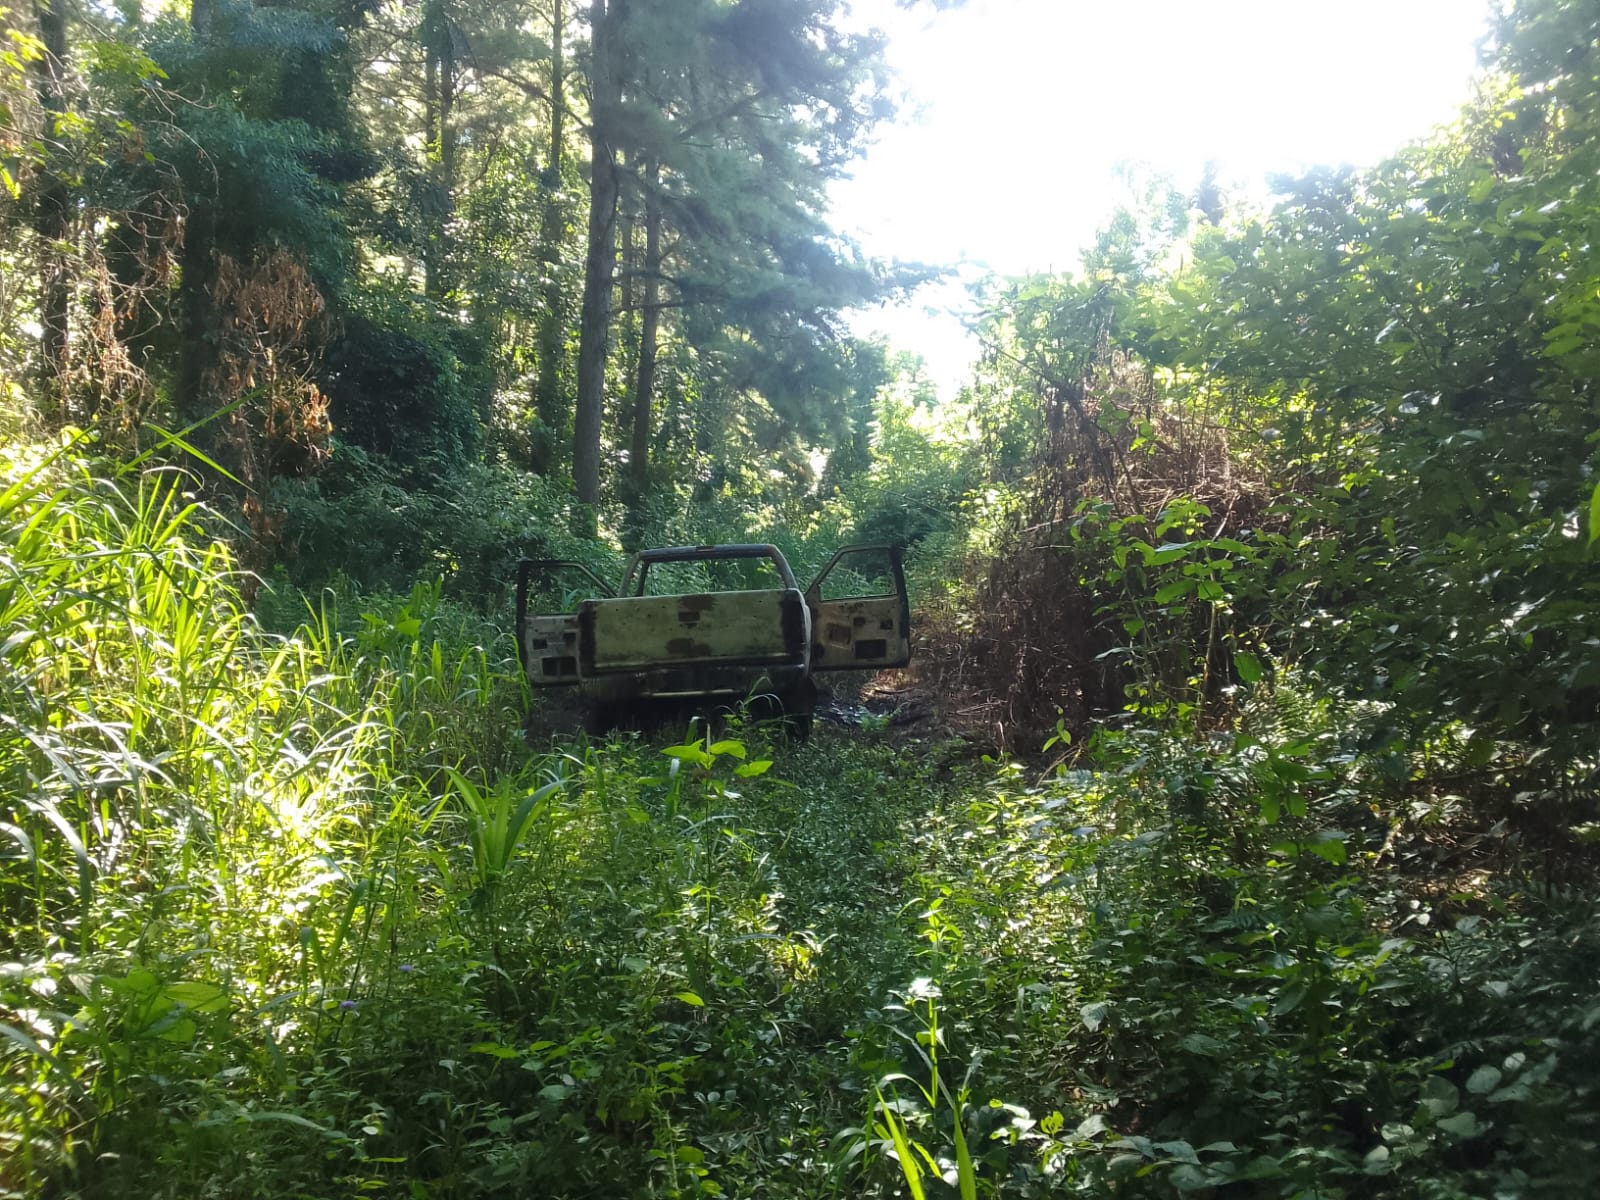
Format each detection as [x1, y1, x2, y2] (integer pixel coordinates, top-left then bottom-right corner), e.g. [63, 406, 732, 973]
[579, 589, 809, 674]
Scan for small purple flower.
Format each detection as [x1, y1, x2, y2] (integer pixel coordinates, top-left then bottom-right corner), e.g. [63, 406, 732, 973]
[339, 999, 358, 1011]
[397, 963, 416, 974]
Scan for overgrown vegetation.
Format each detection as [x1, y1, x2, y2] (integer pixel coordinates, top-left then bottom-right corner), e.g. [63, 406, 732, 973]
[6, 439, 1598, 1199]
[3, 0, 1600, 1196]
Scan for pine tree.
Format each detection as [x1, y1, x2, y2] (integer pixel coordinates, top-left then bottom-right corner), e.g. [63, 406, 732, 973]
[571, 0, 917, 518]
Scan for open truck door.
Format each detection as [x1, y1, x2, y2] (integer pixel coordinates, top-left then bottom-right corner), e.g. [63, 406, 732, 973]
[516, 559, 613, 687]
[805, 544, 911, 671]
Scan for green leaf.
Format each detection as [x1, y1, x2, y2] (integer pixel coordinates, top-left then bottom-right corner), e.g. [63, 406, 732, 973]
[1080, 1001, 1109, 1031]
[1154, 579, 1193, 605]
[1305, 831, 1348, 864]
[239, 1111, 340, 1135]
[733, 760, 772, 778]
[1180, 1033, 1227, 1056]
[662, 743, 714, 768]
[0, 1022, 52, 1063]
[952, 1103, 977, 1200]
[470, 1041, 522, 1059]
[155, 1016, 197, 1043]
[1146, 542, 1191, 565]
[1437, 1111, 1477, 1137]
[674, 990, 705, 1007]
[1420, 1076, 1460, 1118]
[706, 739, 746, 760]
[876, 1097, 927, 1200]
[1233, 652, 1263, 683]
[161, 981, 228, 1014]
[1169, 1164, 1215, 1191]
[1274, 983, 1307, 1014]
[1466, 1065, 1502, 1095]
[104, 967, 161, 996]
[1589, 480, 1600, 545]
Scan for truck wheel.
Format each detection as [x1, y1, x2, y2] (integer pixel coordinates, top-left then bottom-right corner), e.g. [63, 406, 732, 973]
[781, 681, 817, 743]
[583, 700, 618, 737]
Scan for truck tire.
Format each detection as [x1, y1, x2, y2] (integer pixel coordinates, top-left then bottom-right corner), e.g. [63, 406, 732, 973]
[583, 700, 619, 737]
[781, 680, 817, 743]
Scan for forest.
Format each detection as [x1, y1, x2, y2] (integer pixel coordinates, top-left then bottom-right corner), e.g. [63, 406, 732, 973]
[1, 0, 1598, 1196]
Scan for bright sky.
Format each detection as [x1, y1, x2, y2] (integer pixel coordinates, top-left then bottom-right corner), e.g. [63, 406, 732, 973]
[832, 0, 1497, 394]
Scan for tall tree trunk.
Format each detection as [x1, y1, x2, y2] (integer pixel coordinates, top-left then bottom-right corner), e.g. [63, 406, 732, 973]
[422, 1, 455, 302]
[28, 0, 70, 427]
[628, 157, 660, 506]
[618, 156, 636, 382]
[572, 0, 620, 520]
[530, 0, 566, 476]
[175, 0, 219, 422]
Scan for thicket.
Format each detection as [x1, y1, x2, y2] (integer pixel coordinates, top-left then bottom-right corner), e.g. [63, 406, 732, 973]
[4, 438, 1598, 1200]
[3, 0, 1600, 1197]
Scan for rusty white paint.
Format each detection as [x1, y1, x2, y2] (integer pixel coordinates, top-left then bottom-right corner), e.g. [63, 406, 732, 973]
[810, 596, 909, 670]
[524, 614, 580, 686]
[587, 589, 807, 671]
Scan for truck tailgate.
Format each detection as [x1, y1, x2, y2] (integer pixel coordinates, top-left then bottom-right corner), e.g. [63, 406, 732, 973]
[579, 589, 808, 673]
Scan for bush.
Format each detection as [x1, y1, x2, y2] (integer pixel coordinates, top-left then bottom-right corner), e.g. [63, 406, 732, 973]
[275, 451, 619, 600]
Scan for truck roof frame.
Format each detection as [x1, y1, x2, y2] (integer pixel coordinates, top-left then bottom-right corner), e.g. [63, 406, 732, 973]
[622, 543, 797, 595]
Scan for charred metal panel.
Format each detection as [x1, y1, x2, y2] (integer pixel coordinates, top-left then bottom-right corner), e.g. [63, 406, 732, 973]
[810, 597, 910, 671]
[580, 589, 810, 673]
[519, 543, 906, 727]
[578, 662, 811, 702]
[523, 614, 580, 686]
[515, 557, 610, 689]
[804, 543, 911, 672]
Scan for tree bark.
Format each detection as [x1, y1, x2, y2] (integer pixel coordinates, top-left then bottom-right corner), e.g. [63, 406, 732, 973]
[28, 0, 70, 427]
[530, 0, 566, 476]
[420, 2, 456, 303]
[572, 0, 620, 520]
[175, 0, 217, 421]
[628, 157, 660, 504]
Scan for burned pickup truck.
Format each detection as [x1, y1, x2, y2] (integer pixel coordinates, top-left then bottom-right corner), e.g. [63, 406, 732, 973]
[515, 543, 909, 736]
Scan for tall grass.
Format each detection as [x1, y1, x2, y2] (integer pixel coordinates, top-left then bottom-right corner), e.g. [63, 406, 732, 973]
[0, 437, 938, 1200]
[0, 437, 531, 1195]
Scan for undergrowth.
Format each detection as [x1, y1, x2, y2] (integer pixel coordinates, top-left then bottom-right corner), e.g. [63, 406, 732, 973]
[3, 442, 1597, 1199]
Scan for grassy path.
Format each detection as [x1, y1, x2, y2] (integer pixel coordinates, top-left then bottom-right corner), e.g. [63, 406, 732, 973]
[279, 728, 969, 1200]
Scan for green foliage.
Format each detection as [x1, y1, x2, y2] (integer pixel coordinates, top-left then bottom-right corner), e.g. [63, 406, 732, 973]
[5, 419, 1600, 1200]
[6, 4, 1600, 1199]
[273, 453, 612, 598]
[841, 687, 1600, 1198]
[1118, 11, 1600, 751]
[1066, 495, 1274, 723]
[955, 0, 1600, 757]
[320, 287, 490, 474]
